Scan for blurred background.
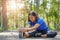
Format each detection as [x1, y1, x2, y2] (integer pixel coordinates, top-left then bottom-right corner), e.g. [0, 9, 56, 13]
[0, 0, 60, 31]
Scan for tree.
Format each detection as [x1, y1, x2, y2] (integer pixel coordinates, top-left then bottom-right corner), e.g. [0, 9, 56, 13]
[2, 0, 8, 30]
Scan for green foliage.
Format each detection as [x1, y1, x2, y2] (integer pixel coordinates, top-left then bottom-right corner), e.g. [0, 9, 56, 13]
[0, 0, 60, 31]
[0, 27, 4, 32]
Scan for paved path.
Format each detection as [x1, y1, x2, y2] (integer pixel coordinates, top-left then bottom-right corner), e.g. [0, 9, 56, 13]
[0, 31, 60, 40]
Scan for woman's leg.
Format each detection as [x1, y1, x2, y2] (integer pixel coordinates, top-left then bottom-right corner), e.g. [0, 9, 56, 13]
[40, 30, 57, 38]
[37, 29, 47, 38]
[24, 31, 37, 38]
[47, 31, 57, 38]
[24, 30, 48, 38]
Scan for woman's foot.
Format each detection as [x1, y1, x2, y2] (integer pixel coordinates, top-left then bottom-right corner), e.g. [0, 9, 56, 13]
[24, 32, 29, 38]
[41, 34, 47, 38]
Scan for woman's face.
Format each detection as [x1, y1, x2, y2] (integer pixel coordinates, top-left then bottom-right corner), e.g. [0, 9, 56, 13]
[29, 15, 36, 22]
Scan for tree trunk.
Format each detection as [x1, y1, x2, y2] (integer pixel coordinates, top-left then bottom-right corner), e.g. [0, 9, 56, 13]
[30, 0, 32, 11]
[36, 0, 39, 15]
[2, 0, 8, 30]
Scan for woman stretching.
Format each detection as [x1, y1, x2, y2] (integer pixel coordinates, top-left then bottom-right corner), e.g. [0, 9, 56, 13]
[19, 11, 57, 38]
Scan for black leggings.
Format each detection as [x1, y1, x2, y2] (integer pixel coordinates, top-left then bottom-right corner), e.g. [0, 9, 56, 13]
[29, 30, 57, 38]
[29, 29, 47, 37]
[47, 31, 57, 38]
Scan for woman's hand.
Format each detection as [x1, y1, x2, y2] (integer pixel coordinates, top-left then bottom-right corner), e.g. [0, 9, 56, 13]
[19, 28, 27, 32]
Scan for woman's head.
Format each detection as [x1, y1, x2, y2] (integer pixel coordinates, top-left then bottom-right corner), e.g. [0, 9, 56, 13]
[28, 11, 38, 22]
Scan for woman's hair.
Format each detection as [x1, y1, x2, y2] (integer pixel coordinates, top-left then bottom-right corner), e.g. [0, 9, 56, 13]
[28, 11, 38, 22]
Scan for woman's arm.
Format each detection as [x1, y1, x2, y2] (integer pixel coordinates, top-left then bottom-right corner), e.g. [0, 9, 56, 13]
[27, 24, 40, 31]
[19, 24, 40, 32]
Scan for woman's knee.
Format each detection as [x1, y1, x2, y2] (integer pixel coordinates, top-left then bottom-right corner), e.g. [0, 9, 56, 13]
[47, 31, 57, 38]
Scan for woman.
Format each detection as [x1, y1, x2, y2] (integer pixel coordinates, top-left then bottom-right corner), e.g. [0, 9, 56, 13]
[19, 11, 57, 38]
